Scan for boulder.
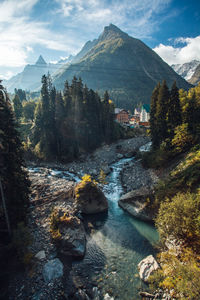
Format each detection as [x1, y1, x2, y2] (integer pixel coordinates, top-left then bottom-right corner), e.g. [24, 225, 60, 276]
[118, 187, 155, 222]
[138, 255, 159, 282]
[124, 151, 136, 158]
[117, 153, 123, 159]
[101, 164, 112, 175]
[35, 250, 46, 260]
[104, 293, 114, 300]
[74, 180, 108, 214]
[42, 258, 63, 283]
[52, 208, 86, 258]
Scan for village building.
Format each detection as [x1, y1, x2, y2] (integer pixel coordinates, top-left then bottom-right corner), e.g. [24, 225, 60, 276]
[139, 104, 150, 127]
[114, 108, 129, 124]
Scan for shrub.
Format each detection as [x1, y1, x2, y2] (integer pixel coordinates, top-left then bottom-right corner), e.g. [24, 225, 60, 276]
[149, 249, 200, 299]
[155, 193, 200, 250]
[172, 123, 194, 153]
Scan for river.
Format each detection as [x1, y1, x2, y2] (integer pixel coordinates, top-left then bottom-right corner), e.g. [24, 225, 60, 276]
[65, 157, 159, 300]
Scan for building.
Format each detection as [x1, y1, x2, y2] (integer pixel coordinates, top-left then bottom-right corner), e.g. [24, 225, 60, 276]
[114, 108, 129, 124]
[140, 104, 150, 122]
[134, 107, 141, 117]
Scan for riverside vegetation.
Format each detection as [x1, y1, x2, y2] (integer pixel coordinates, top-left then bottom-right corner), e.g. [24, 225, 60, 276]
[142, 81, 200, 299]
[1, 72, 200, 299]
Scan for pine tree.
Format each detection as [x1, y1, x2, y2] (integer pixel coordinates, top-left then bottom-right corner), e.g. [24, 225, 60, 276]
[155, 80, 170, 146]
[168, 81, 182, 139]
[184, 91, 197, 136]
[13, 94, 23, 121]
[150, 82, 160, 148]
[0, 81, 29, 229]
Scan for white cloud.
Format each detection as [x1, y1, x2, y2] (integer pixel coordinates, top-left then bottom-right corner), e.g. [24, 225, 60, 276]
[0, 0, 79, 71]
[153, 36, 200, 65]
[56, 0, 173, 39]
[0, 70, 15, 80]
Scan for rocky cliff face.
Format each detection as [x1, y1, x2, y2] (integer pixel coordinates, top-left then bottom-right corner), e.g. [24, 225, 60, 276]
[188, 63, 200, 85]
[171, 60, 200, 81]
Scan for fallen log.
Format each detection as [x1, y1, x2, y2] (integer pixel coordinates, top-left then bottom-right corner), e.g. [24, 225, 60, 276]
[139, 291, 155, 299]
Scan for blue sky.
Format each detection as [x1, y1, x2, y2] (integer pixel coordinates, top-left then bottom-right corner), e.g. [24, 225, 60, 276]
[0, 0, 200, 79]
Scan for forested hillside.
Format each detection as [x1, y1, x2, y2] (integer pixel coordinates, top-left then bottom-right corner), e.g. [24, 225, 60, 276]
[17, 75, 122, 162]
[143, 81, 200, 299]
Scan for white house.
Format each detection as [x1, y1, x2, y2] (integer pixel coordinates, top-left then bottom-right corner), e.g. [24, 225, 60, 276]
[140, 104, 150, 122]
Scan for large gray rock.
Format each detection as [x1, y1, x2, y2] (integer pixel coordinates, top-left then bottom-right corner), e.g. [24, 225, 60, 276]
[138, 255, 159, 282]
[118, 187, 155, 222]
[75, 181, 108, 214]
[43, 258, 63, 283]
[53, 208, 86, 258]
[35, 250, 46, 260]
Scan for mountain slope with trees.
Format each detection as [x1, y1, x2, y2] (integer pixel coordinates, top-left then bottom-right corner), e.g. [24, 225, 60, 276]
[143, 81, 200, 299]
[53, 24, 191, 110]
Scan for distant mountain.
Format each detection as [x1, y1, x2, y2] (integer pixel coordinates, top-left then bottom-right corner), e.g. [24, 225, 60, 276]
[171, 60, 200, 81]
[53, 24, 191, 110]
[4, 55, 73, 92]
[188, 63, 200, 85]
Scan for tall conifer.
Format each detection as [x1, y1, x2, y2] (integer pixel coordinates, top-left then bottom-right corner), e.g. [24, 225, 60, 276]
[150, 82, 160, 148]
[155, 80, 170, 146]
[0, 82, 29, 229]
[168, 81, 182, 138]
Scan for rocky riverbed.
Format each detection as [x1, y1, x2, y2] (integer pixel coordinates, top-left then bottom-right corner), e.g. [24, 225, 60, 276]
[9, 136, 159, 300]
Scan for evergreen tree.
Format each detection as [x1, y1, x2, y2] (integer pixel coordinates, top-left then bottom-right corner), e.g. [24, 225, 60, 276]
[150, 82, 160, 148]
[14, 88, 26, 101]
[168, 81, 182, 139]
[184, 91, 198, 137]
[0, 81, 29, 229]
[13, 94, 23, 121]
[102, 90, 114, 143]
[155, 80, 170, 146]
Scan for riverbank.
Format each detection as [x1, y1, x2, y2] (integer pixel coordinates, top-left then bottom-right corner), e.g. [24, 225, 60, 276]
[9, 136, 158, 300]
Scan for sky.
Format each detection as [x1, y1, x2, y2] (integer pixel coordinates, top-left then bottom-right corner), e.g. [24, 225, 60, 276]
[0, 0, 200, 79]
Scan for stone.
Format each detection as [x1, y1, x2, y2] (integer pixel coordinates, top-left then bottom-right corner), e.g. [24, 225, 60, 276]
[104, 293, 114, 300]
[54, 208, 86, 258]
[101, 164, 112, 175]
[35, 250, 46, 260]
[43, 258, 63, 283]
[74, 181, 108, 214]
[124, 151, 136, 158]
[118, 187, 155, 222]
[138, 255, 159, 282]
[117, 153, 123, 159]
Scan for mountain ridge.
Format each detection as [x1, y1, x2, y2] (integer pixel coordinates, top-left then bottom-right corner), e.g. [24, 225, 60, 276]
[171, 60, 200, 81]
[53, 24, 191, 110]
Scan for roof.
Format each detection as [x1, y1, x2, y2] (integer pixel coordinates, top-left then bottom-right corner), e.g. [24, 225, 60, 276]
[114, 108, 128, 114]
[141, 104, 150, 113]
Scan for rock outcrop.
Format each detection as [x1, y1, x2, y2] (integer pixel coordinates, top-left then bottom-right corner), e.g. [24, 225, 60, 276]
[74, 177, 108, 214]
[50, 208, 86, 258]
[138, 255, 159, 282]
[118, 187, 155, 222]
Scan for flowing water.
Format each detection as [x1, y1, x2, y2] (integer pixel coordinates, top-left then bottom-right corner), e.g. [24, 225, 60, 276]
[71, 158, 159, 300]
[29, 155, 158, 299]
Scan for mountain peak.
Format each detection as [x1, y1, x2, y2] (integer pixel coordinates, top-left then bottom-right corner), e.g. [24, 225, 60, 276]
[35, 55, 47, 65]
[98, 24, 128, 42]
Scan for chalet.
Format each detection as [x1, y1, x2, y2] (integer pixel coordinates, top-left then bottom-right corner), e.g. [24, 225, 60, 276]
[134, 107, 141, 117]
[114, 108, 129, 124]
[140, 104, 150, 123]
